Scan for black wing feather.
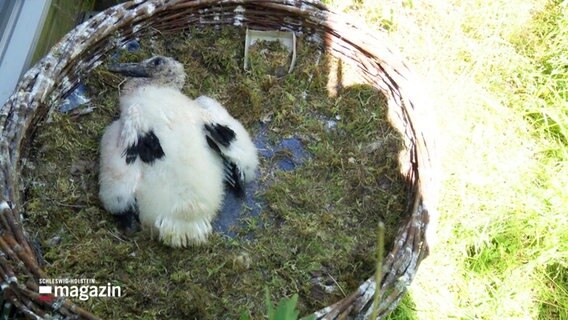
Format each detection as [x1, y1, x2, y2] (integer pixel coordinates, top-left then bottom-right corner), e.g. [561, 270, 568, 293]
[204, 123, 236, 148]
[224, 161, 245, 198]
[124, 130, 165, 165]
[205, 134, 245, 197]
[138, 130, 165, 164]
[115, 202, 140, 234]
[125, 144, 138, 164]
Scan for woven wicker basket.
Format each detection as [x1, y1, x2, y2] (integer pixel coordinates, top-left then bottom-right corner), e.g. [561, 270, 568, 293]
[0, 0, 435, 319]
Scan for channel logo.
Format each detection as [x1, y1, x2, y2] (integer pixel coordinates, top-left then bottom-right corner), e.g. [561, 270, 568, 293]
[38, 279, 122, 301]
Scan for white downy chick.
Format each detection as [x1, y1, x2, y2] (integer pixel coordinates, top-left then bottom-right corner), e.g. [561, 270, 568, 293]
[98, 56, 225, 247]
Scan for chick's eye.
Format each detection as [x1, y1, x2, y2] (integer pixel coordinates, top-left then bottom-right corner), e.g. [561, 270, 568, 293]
[153, 58, 164, 66]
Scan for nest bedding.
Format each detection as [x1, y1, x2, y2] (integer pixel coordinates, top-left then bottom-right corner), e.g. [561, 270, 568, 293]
[21, 26, 408, 318]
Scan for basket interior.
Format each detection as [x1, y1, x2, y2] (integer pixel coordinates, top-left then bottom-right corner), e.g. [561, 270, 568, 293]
[0, 1, 433, 319]
[22, 25, 412, 318]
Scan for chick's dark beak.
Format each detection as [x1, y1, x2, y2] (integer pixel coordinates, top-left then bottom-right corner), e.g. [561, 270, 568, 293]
[108, 62, 151, 77]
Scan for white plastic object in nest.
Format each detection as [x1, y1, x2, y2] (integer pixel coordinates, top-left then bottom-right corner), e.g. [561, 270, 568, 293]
[243, 28, 297, 74]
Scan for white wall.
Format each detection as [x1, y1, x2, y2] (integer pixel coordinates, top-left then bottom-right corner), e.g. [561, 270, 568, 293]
[0, 0, 51, 105]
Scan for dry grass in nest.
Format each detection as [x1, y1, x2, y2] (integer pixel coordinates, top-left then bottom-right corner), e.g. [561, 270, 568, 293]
[21, 26, 408, 319]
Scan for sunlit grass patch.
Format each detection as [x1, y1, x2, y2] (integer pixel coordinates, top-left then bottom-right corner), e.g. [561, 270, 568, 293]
[324, 0, 568, 319]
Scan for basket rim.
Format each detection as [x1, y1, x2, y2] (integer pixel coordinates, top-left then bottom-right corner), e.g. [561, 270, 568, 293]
[0, 1, 436, 319]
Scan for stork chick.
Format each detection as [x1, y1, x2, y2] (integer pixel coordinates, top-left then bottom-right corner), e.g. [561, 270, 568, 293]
[196, 95, 259, 197]
[99, 56, 225, 247]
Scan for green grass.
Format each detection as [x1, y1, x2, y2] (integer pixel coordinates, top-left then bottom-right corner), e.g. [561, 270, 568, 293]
[322, 0, 568, 319]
